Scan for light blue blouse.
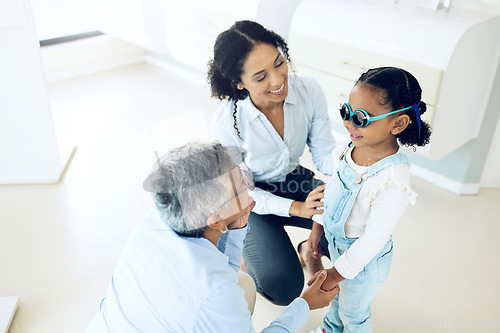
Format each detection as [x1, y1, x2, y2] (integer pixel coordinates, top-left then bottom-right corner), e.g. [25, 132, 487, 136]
[211, 76, 335, 217]
[85, 209, 309, 332]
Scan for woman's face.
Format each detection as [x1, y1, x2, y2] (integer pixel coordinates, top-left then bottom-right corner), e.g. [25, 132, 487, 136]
[237, 43, 289, 109]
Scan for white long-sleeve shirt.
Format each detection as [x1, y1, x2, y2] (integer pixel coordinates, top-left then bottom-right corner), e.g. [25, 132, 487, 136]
[212, 76, 335, 217]
[314, 144, 417, 279]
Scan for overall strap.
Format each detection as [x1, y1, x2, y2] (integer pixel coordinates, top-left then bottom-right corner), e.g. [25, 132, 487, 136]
[325, 143, 410, 241]
[338, 142, 410, 184]
[338, 141, 353, 161]
[367, 152, 410, 177]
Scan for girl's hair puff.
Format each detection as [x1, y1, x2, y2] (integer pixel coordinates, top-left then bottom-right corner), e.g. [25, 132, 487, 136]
[207, 20, 292, 140]
[356, 67, 431, 148]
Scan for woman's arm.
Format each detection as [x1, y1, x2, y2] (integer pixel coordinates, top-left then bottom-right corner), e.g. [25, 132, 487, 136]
[195, 282, 308, 333]
[196, 269, 338, 333]
[251, 187, 294, 217]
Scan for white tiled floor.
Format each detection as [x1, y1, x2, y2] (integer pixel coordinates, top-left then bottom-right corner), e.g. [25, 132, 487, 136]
[1, 63, 500, 333]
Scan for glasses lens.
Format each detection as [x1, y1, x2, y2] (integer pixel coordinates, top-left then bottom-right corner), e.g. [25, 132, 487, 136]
[240, 169, 255, 191]
[339, 104, 350, 120]
[352, 110, 368, 127]
[217, 167, 253, 221]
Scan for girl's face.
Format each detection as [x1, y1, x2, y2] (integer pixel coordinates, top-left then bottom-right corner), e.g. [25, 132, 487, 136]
[237, 43, 288, 109]
[345, 84, 400, 151]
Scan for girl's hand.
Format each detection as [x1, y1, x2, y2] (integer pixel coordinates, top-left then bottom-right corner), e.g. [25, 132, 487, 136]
[308, 222, 324, 259]
[289, 184, 326, 219]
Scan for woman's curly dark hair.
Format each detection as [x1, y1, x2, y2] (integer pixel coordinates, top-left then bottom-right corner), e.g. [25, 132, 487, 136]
[356, 67, 432, 149]
[207, 20, 292, 140]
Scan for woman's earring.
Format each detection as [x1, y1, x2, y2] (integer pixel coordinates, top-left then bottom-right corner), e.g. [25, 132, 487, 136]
[220, 225, 228, 234]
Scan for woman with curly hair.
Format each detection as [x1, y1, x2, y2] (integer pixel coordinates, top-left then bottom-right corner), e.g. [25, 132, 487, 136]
[208, 20, 335, 306]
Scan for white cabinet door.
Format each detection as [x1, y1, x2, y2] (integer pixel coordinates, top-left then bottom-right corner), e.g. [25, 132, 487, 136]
[289, 0, 500, 160]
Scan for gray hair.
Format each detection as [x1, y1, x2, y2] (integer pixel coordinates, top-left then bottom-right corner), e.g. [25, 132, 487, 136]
[144, 142, 236, 235]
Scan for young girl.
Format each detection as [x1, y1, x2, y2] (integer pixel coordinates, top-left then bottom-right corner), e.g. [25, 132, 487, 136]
[307, 67, 431, 333]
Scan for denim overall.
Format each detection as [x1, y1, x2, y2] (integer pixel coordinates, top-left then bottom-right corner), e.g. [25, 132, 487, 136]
[322, 145, 410, 333]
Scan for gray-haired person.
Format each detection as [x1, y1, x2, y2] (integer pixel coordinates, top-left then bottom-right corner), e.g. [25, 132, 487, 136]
[85, 141, 338, 332]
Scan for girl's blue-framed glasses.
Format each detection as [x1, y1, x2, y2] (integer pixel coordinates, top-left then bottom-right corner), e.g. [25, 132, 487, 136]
[340, 103, 413, 128]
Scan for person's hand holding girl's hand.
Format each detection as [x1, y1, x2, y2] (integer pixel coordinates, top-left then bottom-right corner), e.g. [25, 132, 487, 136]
[300, 270, 339, 310]
[289, 184, 326, 219]
[308, 267, 345, 292]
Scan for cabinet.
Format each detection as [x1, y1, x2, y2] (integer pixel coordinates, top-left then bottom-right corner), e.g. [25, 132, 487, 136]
[289, 0, 500, 160]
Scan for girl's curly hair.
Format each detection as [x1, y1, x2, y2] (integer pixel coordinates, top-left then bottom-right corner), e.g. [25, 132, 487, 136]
[356, 67, 432, 148]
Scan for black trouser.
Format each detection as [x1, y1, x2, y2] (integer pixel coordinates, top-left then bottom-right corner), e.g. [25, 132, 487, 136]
[243, 165, 330, 306]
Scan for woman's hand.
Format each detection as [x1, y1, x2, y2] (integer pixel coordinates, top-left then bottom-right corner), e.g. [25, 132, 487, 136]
[289, 184, 326, 219]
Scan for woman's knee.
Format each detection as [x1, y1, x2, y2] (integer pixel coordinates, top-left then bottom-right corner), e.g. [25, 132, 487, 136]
[250, 266, 305, 306]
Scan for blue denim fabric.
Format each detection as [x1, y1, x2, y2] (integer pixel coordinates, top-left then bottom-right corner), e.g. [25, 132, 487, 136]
[323, 231, 394, 333]
[322, 145, 409, 333]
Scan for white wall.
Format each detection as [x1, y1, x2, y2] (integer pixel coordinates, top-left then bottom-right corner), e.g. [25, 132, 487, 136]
[480, 114, 500, 188]
[0, 0, 66, 184]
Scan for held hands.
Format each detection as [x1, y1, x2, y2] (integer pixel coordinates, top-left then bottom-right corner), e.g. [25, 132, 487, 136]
[308, 267, 344, 292]
[289, 184, 326, 219]
[300, 270, 339, 310]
